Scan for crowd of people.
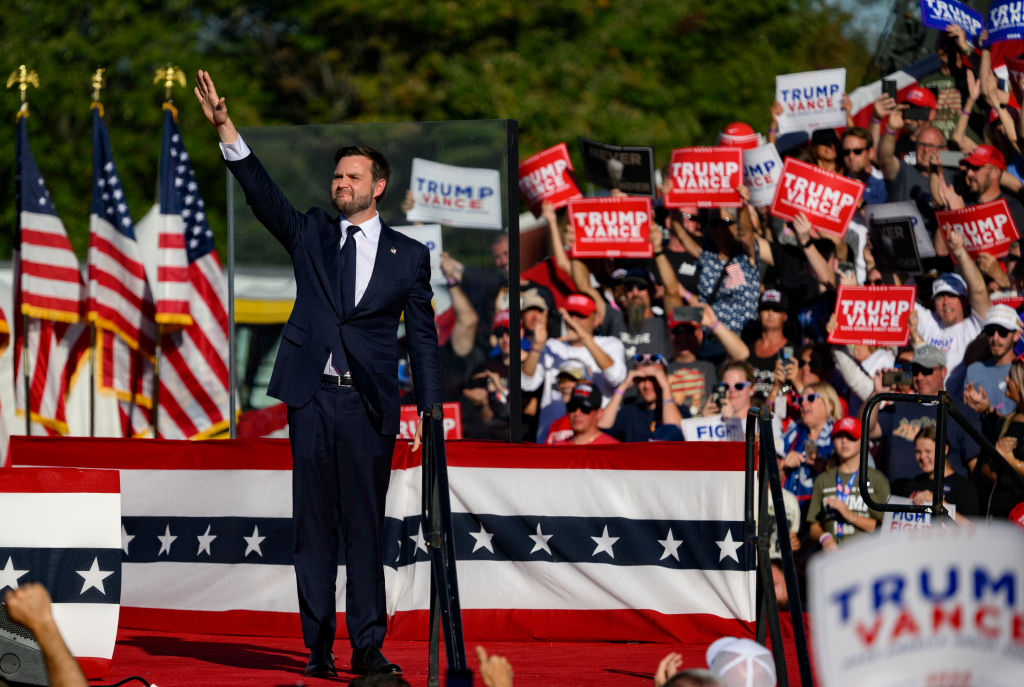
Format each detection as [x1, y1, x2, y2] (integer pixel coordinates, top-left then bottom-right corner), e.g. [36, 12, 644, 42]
[412, 23, 1024, 563]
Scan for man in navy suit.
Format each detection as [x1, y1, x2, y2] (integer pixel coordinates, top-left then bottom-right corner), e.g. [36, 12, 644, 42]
[195, 70, 441, 678]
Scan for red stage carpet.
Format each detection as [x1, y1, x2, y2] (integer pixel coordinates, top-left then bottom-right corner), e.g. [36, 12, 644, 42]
[100, 630, 805, 686]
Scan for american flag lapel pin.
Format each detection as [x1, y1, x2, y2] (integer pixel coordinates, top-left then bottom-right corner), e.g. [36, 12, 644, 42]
[390, 247, 397, 254]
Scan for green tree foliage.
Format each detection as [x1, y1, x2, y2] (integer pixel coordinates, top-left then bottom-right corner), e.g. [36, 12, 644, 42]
[1, 0, 869, 260]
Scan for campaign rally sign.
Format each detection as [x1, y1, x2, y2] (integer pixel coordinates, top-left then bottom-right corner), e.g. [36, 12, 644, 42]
[743, 143, 784, 208]
[1007, 56, 1024, 106]
[579, 137, 656, 195]
[828, 286, 916, 346]
[665, 147, 743, 208]
[881, 496, 956, 533]
[393, 223, 444, 286]
[775, 68, 847, 134]
[987, 0, 1024, 45]
[568, 196, 653, 259]
[919, 1, 983, 42]
[808, 523, 1024, 687]
[864, 201, 936, 261]
[680, 416, 744, 442]
[406, 158, 501, 229]
[868, 216, 924, 274]
[518, 143, 582, 216]
[770, 157, 864, 238]
[936, 199, 1020, 259]
[399, 402, 463, 440]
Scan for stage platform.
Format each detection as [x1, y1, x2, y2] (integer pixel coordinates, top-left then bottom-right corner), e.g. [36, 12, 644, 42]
[101, 629, 806, 686]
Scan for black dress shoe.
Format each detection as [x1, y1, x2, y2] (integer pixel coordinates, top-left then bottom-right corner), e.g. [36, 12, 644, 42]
[304, 646, 337, 678]
[351, 646, 402, 675]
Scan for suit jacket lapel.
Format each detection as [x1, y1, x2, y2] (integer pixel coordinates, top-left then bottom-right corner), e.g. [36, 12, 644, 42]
[351, 223, 396, 316]
[314, 220, 344, 319]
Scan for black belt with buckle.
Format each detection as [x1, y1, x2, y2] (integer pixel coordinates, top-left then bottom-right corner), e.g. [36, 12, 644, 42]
[321, 373, 354, 387]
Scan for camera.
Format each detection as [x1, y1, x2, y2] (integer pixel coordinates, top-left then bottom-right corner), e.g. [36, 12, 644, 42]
[882, 78, 897, 101]
[818, 504, 842, 523]
[710, 382, 727, 407]
[882, 368, 912, 387]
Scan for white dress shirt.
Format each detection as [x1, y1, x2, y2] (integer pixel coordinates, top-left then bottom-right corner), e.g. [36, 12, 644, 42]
[221, 135, 382, 374]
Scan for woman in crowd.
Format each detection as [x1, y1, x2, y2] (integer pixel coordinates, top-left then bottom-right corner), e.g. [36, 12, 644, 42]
[904, 425, 978, 520]
[780, 382, 843, 505]
[744, 290, 793, 400]
[978, 358, 1024, 517]
[701, 359, 756, 424]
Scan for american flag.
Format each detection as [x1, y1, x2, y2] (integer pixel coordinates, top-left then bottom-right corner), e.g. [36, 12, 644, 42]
[724, 261, 746, 289]
[0, 466, 121, 680]
[13, 113, 90, 436]
[14, 437, 756, 643]
[135, 105, 230, 439]
[88, 106, 157, 437]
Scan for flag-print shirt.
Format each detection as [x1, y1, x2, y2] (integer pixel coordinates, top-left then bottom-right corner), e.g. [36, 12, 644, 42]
[698, 241, 760, 334]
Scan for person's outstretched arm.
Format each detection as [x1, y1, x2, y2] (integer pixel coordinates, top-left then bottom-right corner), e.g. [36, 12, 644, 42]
[195, 69, 240, 144]
[5, 584, 87, 687]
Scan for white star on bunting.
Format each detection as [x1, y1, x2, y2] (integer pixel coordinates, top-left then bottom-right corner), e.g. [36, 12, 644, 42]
[157, 525, 177, 556]
[590, 526, 619, 558]
[528, 523, 553, 555]
[469, 524, 494, 553]
[658, 528, 683, 561]
[0, 557, 29, 591]
[409, 525, 429, 554]
[121, 525, 135, 555]
[716, 529, 743, 563]
[76, 558, 114, 595]
[243, 525, 266, 557]
[197, 524, 217, 556]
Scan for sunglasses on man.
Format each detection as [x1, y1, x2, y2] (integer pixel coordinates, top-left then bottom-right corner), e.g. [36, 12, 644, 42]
[984, 325, 1014, 338]
[910, 364, 937, 377]
[632, 353, 666, 366]
[841, 146, 867, 156]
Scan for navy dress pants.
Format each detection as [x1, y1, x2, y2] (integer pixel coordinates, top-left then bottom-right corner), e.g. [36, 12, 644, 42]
[287, 382, 396, 650]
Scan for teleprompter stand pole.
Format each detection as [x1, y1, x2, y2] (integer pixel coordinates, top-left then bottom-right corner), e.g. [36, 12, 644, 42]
[422, 403, 466, 687]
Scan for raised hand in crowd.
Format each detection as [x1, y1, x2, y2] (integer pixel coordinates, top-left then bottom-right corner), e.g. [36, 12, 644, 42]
[4, 583, 88, 687]
[945, 23, 971, 55]
[793, 212, 835, 289]
[842, 92, 855, 129]
[963, 381, 992, 415]
[475, 646, 514, 687]
[907, 307, 924, 347]
[654, 652, 684, 687]
[768, 101, 784, 144]
[977, 252, 1011, 290]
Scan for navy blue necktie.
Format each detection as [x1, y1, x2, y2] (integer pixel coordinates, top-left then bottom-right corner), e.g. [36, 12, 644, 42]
[340, 224, 361, 314]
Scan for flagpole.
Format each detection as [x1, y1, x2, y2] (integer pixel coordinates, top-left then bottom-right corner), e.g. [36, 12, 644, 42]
[87, 71, 106, 438]
[9, 66, 39, 437]
[150, 64, 186, 439]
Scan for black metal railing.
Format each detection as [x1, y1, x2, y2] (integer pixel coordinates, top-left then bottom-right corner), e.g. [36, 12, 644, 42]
[858, 391, 1024, 518]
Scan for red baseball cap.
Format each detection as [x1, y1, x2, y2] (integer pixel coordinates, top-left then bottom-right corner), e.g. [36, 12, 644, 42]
[900, 85, 937, 110]
[833, 416, 861, 440]
[718, 121, 760, 150]
[963, 144, 1007, 171]
[565, 294, 596, 317]
[492, 310, 510, 331]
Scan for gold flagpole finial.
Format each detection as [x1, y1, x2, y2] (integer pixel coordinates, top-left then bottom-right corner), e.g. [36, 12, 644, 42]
[91, 68, 106, 116]
[92, 68, 105, 103]
[6, 65, 39, 117]
[153, 64, 186, 103]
